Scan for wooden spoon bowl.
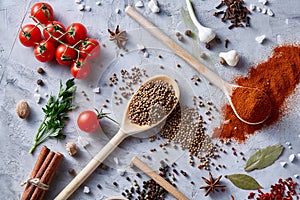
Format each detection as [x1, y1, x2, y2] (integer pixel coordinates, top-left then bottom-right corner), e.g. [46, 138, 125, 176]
[55, 75, 180, 200]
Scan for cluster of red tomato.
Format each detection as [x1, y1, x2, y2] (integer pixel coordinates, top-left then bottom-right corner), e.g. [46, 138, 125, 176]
[19, 2, 100, 79]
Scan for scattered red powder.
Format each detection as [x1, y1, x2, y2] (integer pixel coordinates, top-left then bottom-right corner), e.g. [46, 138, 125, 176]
[213, 45, 300, 142]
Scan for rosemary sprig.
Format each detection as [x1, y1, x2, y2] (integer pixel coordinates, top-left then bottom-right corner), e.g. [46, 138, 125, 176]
[29, 79, 77, 154]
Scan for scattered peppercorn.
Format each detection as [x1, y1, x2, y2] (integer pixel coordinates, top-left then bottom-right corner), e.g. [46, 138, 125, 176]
[97, 184, 102, 189]
[37, 67, 45, 74]
[113, 182, 118, 187]
[37, 79, 44, 86]
[220, 58, 226, 65]
[184, 29, 192, 37]
[68, 168, 76, 176]
[136, 173, 141, 178]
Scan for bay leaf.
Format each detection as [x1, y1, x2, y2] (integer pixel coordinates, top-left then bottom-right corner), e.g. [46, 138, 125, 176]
[226, 174, 262, 190]
[244, 145, 284, 172]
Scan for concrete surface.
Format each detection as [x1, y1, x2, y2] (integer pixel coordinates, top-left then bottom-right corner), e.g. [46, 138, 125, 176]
[0, 0, 299, 199]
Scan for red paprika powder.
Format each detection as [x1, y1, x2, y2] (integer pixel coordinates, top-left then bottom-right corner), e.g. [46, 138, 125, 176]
[213, 45, 300, 142]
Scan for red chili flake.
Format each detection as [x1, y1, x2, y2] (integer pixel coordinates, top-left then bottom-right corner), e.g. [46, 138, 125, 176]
[248, 192, 255, 199]
[231, 195, 235, 200]
[249, 177, 299, 200]
[233, 151, 237, 156]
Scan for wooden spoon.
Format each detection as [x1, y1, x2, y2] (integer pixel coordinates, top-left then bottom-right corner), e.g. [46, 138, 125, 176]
[54, 75, 180, 200]
[125, 6, 271, 125]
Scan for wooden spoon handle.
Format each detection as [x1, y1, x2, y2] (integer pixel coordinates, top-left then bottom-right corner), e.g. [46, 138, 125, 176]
[54, 130, 127, 200]
[131, 156, 189, 200]
[125, 6, 227, 91]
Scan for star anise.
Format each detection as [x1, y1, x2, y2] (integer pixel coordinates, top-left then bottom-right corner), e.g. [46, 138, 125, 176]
[108, 25, 128, 50]
[200, 172, 226, 196]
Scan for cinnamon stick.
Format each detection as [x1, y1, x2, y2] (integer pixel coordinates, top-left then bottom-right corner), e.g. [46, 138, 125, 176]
[21, 146, 50, 200]
[32, 152, 63, 200]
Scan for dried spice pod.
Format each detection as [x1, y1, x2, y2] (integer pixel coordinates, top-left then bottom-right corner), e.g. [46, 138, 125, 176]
[16, 100, 30, 119]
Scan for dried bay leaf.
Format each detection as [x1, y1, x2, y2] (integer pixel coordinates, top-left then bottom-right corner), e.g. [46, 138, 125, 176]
[244, 145, 284, 172]
[225, 174, 262, 190]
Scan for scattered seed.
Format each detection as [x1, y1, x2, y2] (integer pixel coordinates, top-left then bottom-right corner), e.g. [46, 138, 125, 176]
[184, 30, 192, 37]
[177, 35, 184, 41]
[97, 184, 102, 189]
[220, 58, 226, 65]
[68, 168, 76, 176]
[37, 67, 45, 74]
[37, 79, 44, 86]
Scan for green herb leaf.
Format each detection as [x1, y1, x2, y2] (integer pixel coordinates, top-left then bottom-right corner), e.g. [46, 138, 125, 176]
[29, 79, 76, 154]
[244, 145, 284, 172]
[226, 174, 262, 190]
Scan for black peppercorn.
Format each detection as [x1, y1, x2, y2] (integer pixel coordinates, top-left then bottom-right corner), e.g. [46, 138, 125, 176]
[37, 79, 44, 86]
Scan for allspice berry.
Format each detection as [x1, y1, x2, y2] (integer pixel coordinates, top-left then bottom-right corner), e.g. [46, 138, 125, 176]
[37, 67, 45, 74]
[16, 100, 30, 119]
[66, 142, 78, 156]
[37, 79, 44, 86]
[220, 58, 226, 65]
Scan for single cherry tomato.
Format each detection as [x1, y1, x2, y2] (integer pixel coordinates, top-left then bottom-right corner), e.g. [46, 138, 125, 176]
[71, 58, 91, 79]
[30, 2, 54, 25]
[79, 38, 100, 59]
[55, 44, 77, 66]
[77, 110, 100, 133]
[34, 40, 55, 62]
[65, 23, 87, 45]
[19, 24, 42, 47]
[43, 21, 66, 44]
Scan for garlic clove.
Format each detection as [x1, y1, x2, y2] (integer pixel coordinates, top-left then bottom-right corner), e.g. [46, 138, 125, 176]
[198, 26, 216, 43]
[219, 50, 239, 67]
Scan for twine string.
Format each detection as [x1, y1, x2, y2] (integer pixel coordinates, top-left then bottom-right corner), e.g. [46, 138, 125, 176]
[20, 177, 49, 191]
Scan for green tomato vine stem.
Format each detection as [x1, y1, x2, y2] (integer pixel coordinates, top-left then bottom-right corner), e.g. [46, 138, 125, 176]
[30, 16, 90, 60]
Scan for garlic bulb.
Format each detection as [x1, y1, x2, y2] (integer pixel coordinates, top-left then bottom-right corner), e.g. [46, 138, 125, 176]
[219, 50, 239, 67]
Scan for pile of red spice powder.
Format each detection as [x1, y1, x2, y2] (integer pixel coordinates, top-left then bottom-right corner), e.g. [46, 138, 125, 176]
[213, 45, 300, 142]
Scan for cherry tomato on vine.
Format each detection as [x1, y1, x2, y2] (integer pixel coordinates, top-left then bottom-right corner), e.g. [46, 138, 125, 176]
[34, 40, 55, 62]
[65, 23, 87, 45]
[55, 44, 77, 66]
[77, 110, 100, 133]
[43, 21, 66, 44]
[71, 58, 91, 79]
[79, 38, 100, 59]
[30, 2, 54, 25]
[19, 24, 42, 47]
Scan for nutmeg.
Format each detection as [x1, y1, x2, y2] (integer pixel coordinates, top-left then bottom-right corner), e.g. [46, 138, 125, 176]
[16, 100, 30, 119]
[66, 142, 78, 156]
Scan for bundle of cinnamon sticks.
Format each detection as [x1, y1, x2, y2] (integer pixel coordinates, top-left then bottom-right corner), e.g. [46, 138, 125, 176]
[21, 146, 64, 200]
